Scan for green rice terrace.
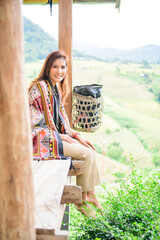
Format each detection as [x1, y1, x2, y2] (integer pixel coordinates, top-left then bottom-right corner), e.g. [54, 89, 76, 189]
[25, 59, 160, 239]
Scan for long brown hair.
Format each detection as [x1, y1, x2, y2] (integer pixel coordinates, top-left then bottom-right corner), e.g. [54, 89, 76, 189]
[28, 51, 69, 102]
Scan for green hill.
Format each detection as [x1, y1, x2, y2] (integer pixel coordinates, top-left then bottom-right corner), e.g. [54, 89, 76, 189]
[23, 17, 95, 62]
[24, 17, 58, 62]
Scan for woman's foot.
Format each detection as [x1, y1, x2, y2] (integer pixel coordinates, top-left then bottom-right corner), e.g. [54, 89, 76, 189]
[87, 192, 103, 211]
[75, 202, 96, 218]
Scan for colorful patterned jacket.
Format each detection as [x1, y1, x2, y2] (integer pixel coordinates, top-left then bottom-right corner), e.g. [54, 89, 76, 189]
[28, 80, 72, 160]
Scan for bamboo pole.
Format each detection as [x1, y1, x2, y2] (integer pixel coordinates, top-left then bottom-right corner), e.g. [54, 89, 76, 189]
[0, 0, 35, 239]
[59, 0, 73, 124]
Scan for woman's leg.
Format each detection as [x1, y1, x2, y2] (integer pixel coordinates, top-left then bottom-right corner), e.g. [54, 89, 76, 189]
[76, 192, 96, 217]
[63, 140, 100, 192]
[63, 140, 101, 216]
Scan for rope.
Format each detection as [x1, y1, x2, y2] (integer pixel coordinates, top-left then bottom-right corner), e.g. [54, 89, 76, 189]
[73, 112, 90, 133]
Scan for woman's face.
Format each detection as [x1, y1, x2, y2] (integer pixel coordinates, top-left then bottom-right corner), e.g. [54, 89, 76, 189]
[49, 57, 67, 86]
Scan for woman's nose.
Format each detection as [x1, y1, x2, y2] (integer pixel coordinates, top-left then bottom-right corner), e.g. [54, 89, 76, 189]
[57, 68, 62, 73]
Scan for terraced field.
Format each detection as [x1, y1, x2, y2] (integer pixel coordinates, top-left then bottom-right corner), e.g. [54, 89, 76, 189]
[72, 60, 160, 181]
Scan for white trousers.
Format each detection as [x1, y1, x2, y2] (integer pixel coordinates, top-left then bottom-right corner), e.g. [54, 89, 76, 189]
[62, 140, 100, 192]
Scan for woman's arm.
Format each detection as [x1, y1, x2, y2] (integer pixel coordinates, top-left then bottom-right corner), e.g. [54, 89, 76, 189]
[59, 98, 95, 150]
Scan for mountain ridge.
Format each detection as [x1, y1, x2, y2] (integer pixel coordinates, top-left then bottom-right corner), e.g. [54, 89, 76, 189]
[24, 17, 160, 63]
[73, 41, 160, 63]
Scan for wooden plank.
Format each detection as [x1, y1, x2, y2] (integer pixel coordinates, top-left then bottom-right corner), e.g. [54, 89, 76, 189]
[24, 0, 48, 3]
[56, 203, 66, 230]
[36, 234, 68, 240]
[55, 231, 69, 240]
[36, 229, 68, 240]
[32, 160, 70, 230]
[0, 0, 35, 239]
[36, 229, 55, 235]
[36, 230, 68, 240]
[68, 160, 84, 176]
[61, 185, 82, 204]
[59, 0, 72, 124]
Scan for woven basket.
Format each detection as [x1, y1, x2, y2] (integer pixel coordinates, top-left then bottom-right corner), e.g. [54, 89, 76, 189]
[72, 92, 103, 132]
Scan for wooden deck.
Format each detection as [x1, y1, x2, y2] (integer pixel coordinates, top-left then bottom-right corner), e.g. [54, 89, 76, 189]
[32, 159, 84, 240]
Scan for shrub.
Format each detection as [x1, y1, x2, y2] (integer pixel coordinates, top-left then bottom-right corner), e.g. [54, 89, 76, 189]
[107, 145, 122, 160]
[105, 128, 111, 134]
[70, 169, 160, 239]
[153, 154, 160, 167]
[152, 82, 160, 103]
[94, 144, 103, 155]
[107, 142, 128, 164]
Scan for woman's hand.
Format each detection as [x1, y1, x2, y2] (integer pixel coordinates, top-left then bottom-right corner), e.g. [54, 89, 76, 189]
[59, 134, 77, 144]
[76, 135, 96, 150]
[71, 129, 96, 150]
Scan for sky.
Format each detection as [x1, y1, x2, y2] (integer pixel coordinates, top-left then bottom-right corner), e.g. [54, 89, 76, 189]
[22, 0, 160, 50]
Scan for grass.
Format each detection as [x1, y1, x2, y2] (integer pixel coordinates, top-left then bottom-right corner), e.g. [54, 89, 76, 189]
[103, 108, 138, 130]
[25, 60, 43, 86]
[69, 168, 160, 240]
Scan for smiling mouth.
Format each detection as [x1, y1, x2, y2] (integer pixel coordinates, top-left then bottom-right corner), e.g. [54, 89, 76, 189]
[55, 75, 63, 78]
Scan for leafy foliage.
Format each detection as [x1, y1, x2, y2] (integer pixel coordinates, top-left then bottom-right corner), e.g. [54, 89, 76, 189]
[153, 154, 160, 167]
[107, 142, 127, 164]
[70, 169, 160, 239]
[152, 82, 160, 103]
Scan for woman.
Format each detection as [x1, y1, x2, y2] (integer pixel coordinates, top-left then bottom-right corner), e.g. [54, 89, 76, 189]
[28, 51, 102, 216]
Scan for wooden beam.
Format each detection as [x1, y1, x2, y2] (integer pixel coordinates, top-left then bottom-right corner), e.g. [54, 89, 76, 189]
[36, 229, 55, 235]
[36, 236, 68, 240]
[36, 230, 69, 240]
[0, 0, 35, 239]
[24, 0, 117, 3]
[68, 160, 84, 176]
[115, 0, 121, 8]
[61, 185, 82, 204]
[36, 233, 68, 240]
[59, 0, 73, 124]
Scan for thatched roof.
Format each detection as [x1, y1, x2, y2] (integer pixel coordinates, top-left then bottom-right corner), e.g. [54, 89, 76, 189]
[23, 0, 121, 8]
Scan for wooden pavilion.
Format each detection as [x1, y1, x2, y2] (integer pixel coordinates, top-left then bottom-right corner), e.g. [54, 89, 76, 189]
[0, 1, 121, 240]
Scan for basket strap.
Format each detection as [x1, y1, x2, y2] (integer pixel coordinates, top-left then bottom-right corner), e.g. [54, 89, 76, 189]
[73, 112, 90, 133]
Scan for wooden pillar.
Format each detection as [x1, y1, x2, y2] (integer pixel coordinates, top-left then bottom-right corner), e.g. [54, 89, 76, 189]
[0, 0, 35, 239]
[59, 0, 73, 124]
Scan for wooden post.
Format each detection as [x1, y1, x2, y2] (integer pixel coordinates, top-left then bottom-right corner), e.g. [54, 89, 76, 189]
[0, 0, 35, 239]
[59, 0, 73, 124]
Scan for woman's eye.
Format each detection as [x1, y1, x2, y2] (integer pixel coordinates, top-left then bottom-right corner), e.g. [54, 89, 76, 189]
[62, 66, 66, 69]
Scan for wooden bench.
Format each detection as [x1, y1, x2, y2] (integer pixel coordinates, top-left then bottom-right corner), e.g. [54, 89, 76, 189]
[32, 159, 84, 240]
